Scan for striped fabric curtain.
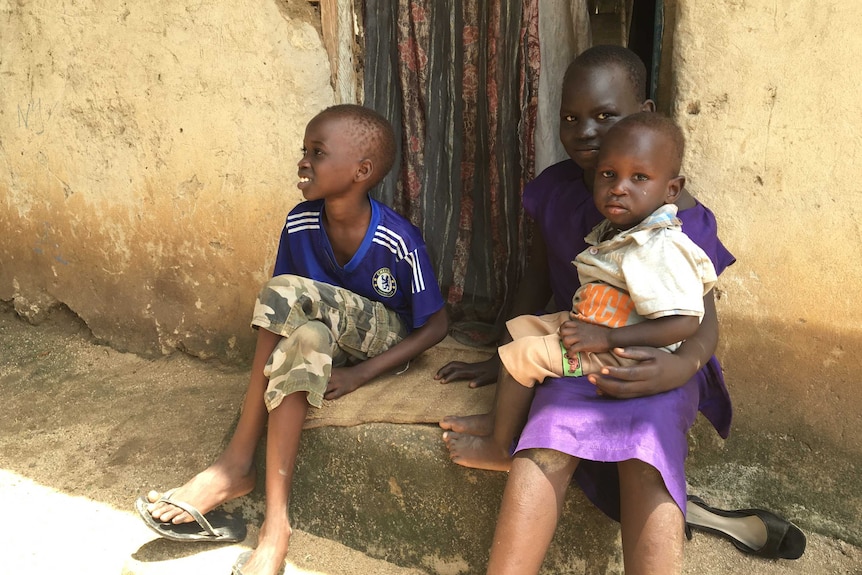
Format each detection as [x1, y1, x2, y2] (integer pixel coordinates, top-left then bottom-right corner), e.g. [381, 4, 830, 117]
[363, 0, 540, 344]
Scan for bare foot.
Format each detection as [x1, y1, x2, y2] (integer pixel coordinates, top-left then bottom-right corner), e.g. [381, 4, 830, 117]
[146, 462, 256, 525]
[439, 412, 494, 435]
[237, 515, 292, 575]
[442, 431, 512, 472]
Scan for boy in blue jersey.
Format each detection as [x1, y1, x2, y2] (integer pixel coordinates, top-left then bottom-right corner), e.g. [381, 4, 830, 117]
[138, 105, 449, 575]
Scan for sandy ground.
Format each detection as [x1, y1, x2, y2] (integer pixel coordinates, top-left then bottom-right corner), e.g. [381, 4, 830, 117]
[0, 469, 430, 575]
[0, 306, 427, 575]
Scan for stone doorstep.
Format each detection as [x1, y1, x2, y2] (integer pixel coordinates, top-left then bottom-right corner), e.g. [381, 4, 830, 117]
[245, 338, 858, 574]
[214, 421, 859, 575]
[129, 332, 862, 575]
[257, 335, 627, 573]
[257, 423, 624, 575]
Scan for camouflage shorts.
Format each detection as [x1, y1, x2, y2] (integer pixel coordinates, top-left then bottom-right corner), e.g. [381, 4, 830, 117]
[251, 274, 407, 410]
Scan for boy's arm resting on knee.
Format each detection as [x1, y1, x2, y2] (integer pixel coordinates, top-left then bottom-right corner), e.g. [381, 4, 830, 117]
[589, 292, 718, 398]
[326, 307, 450, 399]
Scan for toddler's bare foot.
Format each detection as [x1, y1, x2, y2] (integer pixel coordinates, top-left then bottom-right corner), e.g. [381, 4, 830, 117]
[236, 516, 292, 575]
[146, 462, 256, 524]
[442, 431, 512, 472]
[439, 412, 494, 435]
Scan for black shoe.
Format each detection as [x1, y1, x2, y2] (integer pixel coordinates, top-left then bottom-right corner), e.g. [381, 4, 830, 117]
[686, 495, 806, 560]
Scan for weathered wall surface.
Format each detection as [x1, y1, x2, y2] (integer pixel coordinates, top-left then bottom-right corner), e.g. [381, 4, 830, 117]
[672, 2, 862, 451]
[1, 0, 333, 360]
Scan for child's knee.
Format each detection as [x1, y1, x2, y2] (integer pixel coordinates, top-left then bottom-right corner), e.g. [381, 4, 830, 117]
[265, 322, 335, 411]
[290, 321, 333, 352]
[522, 448, 576, 474]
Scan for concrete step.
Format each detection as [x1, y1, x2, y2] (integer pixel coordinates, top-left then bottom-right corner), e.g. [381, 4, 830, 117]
[242, 423, 860, 575]
[1, 306, 860, 574]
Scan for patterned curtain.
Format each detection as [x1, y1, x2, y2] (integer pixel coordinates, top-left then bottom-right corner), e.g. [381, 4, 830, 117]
[364, 0, 540, 344]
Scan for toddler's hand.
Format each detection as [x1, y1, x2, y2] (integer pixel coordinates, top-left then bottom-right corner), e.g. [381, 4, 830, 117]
[560, 314, 611, 354]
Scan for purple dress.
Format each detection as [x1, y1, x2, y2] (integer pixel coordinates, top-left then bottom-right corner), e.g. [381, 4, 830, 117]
[518, 159, 735, 521]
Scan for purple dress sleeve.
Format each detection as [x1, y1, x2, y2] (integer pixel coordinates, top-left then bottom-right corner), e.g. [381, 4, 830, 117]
[522, 160, 603, 313]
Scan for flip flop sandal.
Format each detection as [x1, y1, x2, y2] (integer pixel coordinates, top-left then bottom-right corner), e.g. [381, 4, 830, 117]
[135, 488, 247, 543]
[686, 495, 806, 560]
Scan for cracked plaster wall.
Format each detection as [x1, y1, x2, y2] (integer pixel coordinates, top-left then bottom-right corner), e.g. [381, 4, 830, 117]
[1, 0, 333, 361]
[670, 2, 862, 451]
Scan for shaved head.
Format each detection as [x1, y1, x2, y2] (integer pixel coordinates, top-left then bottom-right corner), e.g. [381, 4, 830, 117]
[314, 104, 397, 186]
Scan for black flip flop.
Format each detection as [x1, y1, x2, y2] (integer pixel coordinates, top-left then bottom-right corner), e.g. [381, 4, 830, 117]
[135, 489, 247, 543]
[686, 495, 806, 560]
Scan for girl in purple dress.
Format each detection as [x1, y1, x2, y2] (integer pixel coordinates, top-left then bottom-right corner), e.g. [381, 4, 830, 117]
[438, 46, 733, 574]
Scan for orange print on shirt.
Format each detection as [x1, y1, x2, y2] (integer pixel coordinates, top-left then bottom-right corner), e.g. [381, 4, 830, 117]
[574, 284, 635, 328]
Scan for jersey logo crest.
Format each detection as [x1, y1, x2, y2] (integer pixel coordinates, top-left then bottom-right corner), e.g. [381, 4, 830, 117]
[372, 268, 397, 298]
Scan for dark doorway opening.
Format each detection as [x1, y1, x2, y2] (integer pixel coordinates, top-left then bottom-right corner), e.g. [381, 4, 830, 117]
[589, 0, 664, 101]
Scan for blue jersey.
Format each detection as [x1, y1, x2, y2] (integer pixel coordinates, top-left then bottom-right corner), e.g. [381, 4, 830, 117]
[272, 198, 445, 331]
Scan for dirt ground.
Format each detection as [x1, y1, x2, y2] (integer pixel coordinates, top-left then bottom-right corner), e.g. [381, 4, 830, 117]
[0, 305, 426, 575]
[2, 304, 861, 575]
